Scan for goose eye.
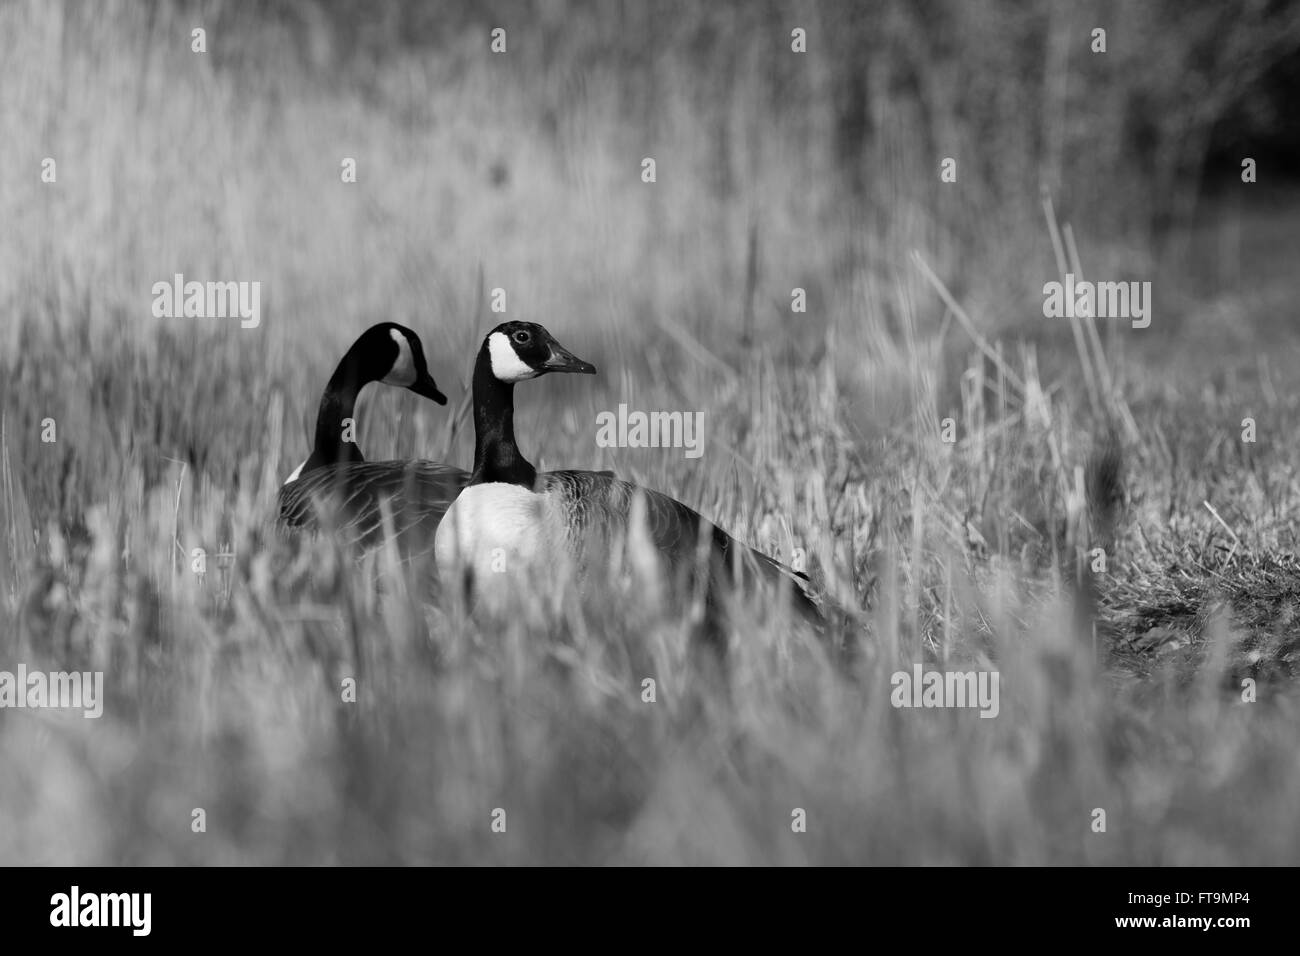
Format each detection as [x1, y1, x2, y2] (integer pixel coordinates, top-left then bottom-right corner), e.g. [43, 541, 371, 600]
[513, 330, 530, 345]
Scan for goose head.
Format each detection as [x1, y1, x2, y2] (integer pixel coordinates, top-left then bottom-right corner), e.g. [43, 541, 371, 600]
[358, 322, 447, 403]
[483, 321, 597, 382]
[285, 323, 448, 484]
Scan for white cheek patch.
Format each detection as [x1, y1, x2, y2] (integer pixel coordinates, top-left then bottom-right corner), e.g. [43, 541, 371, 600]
[488, 332, 539, 383]
[283, 459, 306, 486]
[381, 328, 417, 387]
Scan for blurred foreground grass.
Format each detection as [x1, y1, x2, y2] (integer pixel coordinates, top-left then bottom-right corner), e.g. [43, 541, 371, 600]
[2, 0, 1300, 864]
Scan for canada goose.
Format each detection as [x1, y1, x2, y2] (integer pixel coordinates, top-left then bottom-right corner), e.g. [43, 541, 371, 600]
[433, 321, 819, 627]
[277, 323, 469, 552]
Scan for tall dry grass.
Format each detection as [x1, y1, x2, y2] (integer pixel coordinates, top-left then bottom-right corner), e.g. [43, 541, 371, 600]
[1, 0, 1299, 864]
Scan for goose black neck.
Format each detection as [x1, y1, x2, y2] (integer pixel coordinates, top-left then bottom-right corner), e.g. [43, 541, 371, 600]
[470, 351, 537, 488]
[306, 348, 371, 471]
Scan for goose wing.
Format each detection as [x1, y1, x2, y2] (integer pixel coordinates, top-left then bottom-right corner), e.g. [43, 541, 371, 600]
[537, 470, 818, 614]
[278, 460, 469, 555]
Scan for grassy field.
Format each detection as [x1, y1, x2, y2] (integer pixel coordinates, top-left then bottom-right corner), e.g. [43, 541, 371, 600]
[2, 0, 1299, 864]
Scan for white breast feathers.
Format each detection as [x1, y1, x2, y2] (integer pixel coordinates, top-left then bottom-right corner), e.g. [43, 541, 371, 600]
[434, 483, 568, 607]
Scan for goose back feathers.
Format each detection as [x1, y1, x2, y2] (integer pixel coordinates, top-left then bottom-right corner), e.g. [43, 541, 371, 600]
[279, 459, 468, 557]
[536, 469, 819, 621]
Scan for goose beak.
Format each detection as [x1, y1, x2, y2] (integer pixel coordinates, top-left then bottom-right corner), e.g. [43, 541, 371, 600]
[541, 337, 597, 375]
[409, 372, 448, 405]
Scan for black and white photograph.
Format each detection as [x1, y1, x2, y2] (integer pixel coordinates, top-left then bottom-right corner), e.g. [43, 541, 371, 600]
[0, 0, 1297, 918]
